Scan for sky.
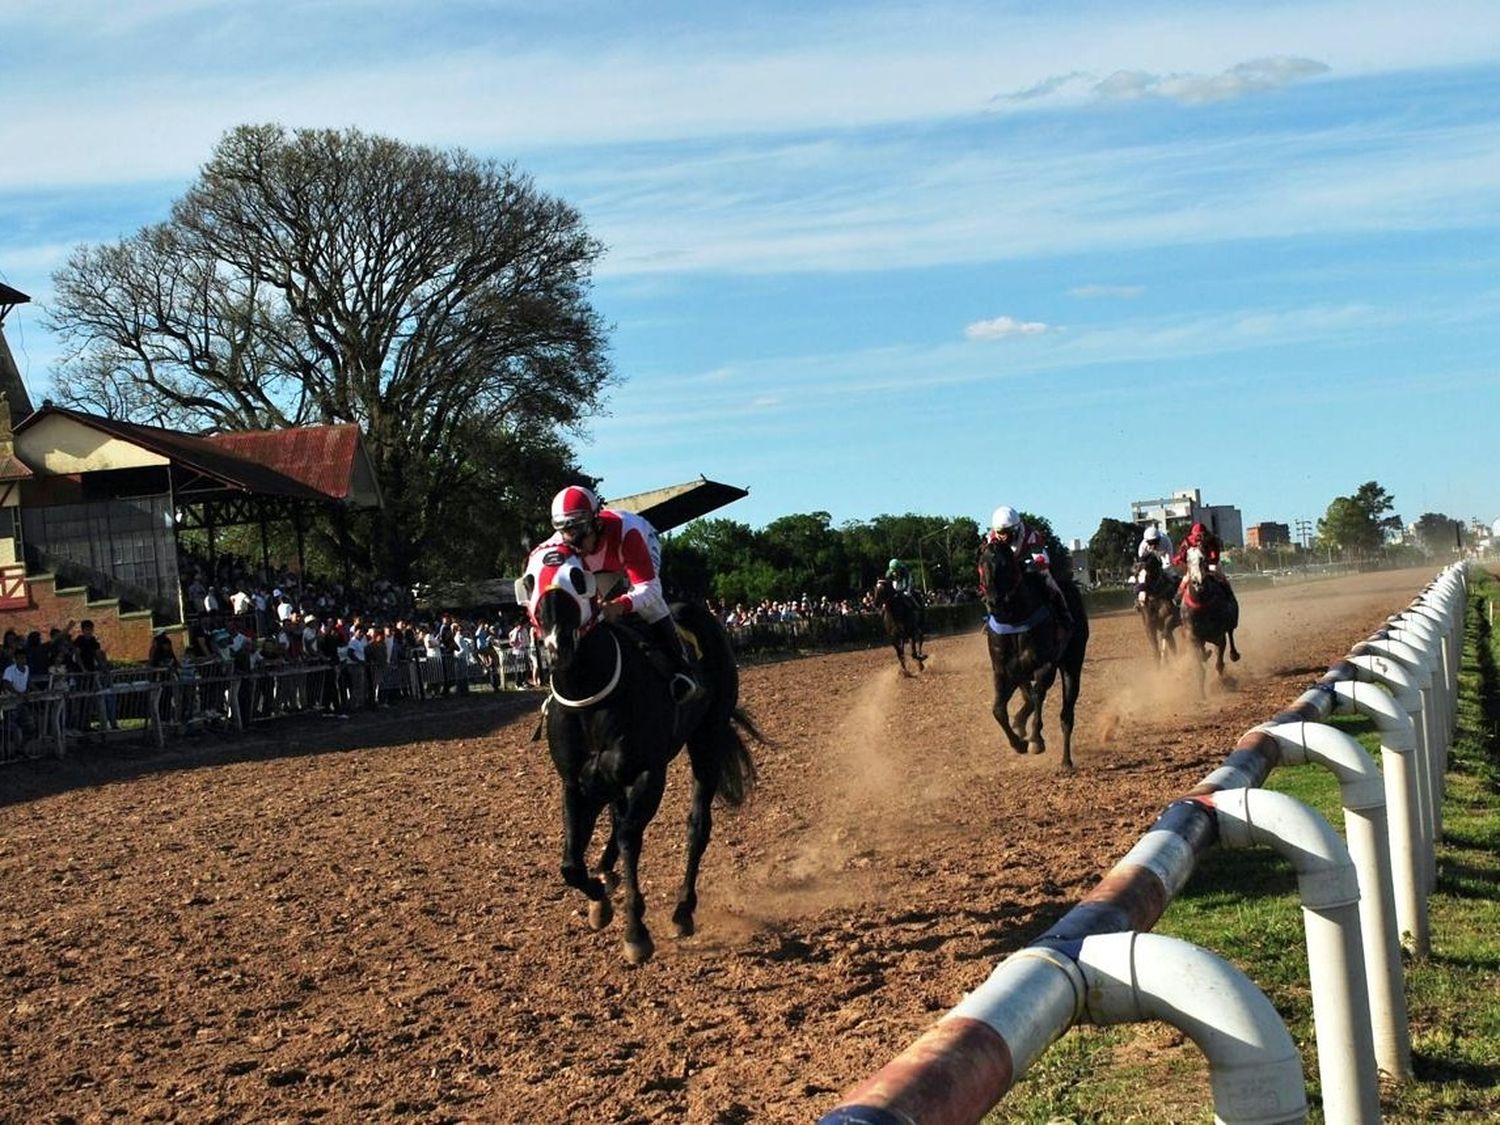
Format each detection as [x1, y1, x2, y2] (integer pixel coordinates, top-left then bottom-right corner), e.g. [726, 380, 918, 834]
[1, 0, 1497, 545]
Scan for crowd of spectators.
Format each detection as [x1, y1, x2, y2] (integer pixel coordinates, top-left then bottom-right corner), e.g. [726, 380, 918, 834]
[710, 584, 977, 631]
[1, 618, 123, 741]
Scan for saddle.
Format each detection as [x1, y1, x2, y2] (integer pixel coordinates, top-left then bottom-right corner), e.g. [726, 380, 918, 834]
[617, 618, 703, 685]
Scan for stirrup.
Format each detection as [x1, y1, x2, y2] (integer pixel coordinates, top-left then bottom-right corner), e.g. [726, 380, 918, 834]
[670, 673, 706, 705]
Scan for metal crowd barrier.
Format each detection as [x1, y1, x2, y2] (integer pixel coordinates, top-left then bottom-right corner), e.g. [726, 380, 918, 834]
[0, 651, 549, 765]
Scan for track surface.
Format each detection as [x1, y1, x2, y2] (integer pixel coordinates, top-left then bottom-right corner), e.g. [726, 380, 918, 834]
[1, 568, 1434, 1123]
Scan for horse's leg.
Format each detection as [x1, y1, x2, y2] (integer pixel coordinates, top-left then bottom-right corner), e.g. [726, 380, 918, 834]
[1227, 628, 1241, 663]
[615, 771, 669, 965]
[598, 827, 621, 895]
[1214, 639, 1228, 684]
[991, 666, 1027, 753]
[1141, 610, 1159, 664]
[893, 638, 910, 676]
[560, 788, 612, 930]
[672, 764, 716, 939]
[1058, 661, 1081, 772]
[1027, 667, 1058, 755]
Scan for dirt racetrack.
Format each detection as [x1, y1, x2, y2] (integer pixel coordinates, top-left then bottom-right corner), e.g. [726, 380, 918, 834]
[1, 567, 1437, 1123]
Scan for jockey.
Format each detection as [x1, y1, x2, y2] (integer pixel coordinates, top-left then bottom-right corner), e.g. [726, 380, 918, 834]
[1172, 521, 1222, 570]
[1135, 524, 1175, 607]
[987, 505, 1074, 632]
[1172, 521, 1238, 608]
[1137, 524, 1175, 566]
[543, 484, 705, 704]
[886, 558, 914, 596]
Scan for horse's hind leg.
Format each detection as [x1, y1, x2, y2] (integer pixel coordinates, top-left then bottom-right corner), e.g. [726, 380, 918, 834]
[672, 772, 715, 939]
[560, 789, 612, 930]
[893, 640, 910, 676]
[1227, 628, 1241, 663]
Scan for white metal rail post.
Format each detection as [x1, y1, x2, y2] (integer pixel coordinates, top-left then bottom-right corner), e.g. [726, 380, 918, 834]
[1256, 721, 1411, 1081]
[1207, 788, 1381, 1123]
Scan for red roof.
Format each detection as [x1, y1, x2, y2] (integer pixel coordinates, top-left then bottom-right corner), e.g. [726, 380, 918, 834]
[208, 424, 365, 501]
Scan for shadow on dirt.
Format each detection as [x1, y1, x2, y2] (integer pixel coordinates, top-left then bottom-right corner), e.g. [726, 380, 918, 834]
[1, 691, 543, 808]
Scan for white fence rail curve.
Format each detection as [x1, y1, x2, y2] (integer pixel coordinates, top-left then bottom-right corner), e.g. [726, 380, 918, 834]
[818, 563, 1467, 1125]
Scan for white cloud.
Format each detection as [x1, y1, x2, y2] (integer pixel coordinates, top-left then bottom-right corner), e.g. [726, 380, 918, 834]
[1093, 57, 1331, 104]
[965, 316, 1051, 341]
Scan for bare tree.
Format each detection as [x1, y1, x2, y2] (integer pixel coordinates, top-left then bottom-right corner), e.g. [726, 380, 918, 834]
[48, 123, 613, 582]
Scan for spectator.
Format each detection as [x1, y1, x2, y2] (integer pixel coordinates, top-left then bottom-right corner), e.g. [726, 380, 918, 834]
[3, 646, 36, 743]
[148, 631, 181, 725]
[72, 619, 119, 731]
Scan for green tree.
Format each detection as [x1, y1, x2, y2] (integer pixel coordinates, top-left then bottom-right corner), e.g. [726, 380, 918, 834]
[1413, 512, 1464, 555]
[1316, 496, 1381, 557]
[760, 512, 846, 600]
[47, 123, 611, 586]
[1352, 480, 1403, 538]
[1088, 518, 1140, 584]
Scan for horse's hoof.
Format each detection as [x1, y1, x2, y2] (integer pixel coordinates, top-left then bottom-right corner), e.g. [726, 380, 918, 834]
[1008, 741, 1027, 754]
[602, 870, 621, 894]
[588, 898, 614, 930]
[1230, 651, 1241, 663]
[673, 916, 695, 939]
[1030, 742, 1047, 755]
[624, 936, 655, 965]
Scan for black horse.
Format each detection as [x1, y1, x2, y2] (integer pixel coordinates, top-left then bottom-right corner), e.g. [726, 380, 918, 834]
[521, 547, 760, 964]
[1179, 545, 1241, 696]
[872, 578, 927, 675]
[1135, 552, 1181, 664]
[977, 540, 1089, 769]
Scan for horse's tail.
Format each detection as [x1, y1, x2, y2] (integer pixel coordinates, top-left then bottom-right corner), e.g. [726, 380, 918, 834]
[674, 601, 762, 808]
[715, 708, 763, 807]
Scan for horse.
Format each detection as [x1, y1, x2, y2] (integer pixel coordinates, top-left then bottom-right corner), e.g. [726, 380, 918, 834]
[519, 546, 760, 964]
[1134, 551, 1181, 664]
[872, 578, 927, 675]
[1179, 544, 1241, 696]
[977, 539, 1089, 769]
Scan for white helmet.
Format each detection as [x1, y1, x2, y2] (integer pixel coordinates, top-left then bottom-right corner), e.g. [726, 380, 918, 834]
[990, 505, 1021, 534]
[1144, 526, 1161, 542]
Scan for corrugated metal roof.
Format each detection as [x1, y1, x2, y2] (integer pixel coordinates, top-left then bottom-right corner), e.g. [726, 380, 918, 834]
[16, 406, 340, 502]
[0, 452, 32, 481]
[207, 424, 365, 501]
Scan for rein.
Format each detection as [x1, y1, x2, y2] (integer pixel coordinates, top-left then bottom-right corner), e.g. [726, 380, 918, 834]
[549, 628, 623, 709]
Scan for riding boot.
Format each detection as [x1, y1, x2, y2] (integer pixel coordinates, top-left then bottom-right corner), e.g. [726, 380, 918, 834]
[649, 616, 706, 705]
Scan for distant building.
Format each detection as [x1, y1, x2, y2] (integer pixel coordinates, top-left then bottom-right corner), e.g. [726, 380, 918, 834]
[1247, 522, 1291, 549]
[1129, 487, 1244, 547]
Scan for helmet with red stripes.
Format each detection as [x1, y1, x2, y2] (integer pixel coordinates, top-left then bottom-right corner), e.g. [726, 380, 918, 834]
[550, 485, 601, 533]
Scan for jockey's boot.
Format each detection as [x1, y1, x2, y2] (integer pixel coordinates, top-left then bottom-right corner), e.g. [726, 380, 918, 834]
[650, 616, 706, 705]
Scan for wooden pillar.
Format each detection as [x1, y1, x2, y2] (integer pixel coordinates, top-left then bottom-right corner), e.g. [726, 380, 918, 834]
[293, 503, 307, 578]
[259, 501, 271, 583]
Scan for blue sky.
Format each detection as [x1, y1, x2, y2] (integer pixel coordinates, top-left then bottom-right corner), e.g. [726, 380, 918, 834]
[1, 0, 1497, 543]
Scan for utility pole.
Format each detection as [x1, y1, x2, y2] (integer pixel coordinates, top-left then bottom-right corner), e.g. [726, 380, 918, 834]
[1294, 518, 1313, 548]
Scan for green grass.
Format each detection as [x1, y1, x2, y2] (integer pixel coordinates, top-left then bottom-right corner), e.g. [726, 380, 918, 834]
[990, 568, 1500, 1123]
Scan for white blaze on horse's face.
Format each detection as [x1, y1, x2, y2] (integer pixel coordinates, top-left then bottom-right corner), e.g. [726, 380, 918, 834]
[1186, 545, 1206, 585]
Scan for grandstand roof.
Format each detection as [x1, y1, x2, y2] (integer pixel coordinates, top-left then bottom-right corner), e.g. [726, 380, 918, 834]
[608, 475, 749, 533]
[14, 405, 381, 507]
